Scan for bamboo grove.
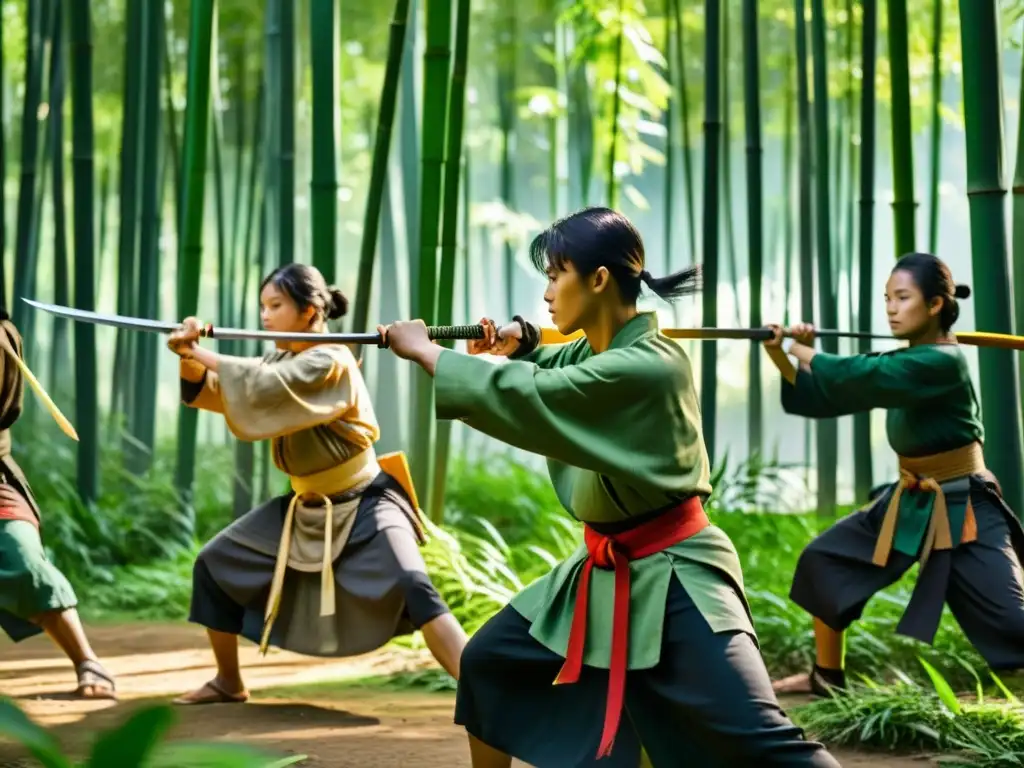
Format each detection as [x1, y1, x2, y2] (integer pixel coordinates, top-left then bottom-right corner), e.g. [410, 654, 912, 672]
[0, 0, 1023, 521]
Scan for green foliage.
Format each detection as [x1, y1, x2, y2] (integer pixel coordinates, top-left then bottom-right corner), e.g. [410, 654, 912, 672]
[17, 423, 234, 594]
[792, 661, 1024, 766]
[0, 697, 307, 767]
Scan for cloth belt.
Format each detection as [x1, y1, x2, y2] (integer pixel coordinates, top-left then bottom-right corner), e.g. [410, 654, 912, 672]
[554, 497, 710, 759]
[873, 441, 987, 569]
[259, 449, 380, 654]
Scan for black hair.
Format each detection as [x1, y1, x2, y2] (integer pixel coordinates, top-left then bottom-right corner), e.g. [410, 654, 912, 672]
[527, 206, 701, 304]
[891, 252, 970, 332]
[260, 263, 348, 321]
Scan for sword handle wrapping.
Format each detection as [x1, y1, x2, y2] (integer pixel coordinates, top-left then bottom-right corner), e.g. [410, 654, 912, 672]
[377, 324, 487, 348]
[428, 324, 487, 342]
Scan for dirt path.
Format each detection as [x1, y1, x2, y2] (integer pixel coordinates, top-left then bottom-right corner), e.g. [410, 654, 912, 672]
[0, 622, 937, 767]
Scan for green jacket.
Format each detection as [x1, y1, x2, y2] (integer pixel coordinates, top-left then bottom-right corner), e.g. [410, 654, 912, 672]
[782, 343, 984, 554]
[433, 312, 755, 669]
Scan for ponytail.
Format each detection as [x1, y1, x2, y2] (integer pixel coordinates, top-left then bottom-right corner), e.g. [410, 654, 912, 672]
[639, 265, 702, 302]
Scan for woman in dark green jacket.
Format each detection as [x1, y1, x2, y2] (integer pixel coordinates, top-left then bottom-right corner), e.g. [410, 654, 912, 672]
[765, 252, 1024, 697]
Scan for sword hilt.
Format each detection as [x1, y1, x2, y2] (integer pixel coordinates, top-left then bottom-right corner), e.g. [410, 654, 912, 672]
[377, 324, 486, 348]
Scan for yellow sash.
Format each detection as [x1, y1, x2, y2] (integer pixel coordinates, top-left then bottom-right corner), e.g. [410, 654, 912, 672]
[873, 442, 988, 568]
[259, 449, 424, 654]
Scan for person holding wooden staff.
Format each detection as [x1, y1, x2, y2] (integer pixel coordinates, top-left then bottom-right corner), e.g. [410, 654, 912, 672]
[765, 252, 1024, 698]
[383, 207, 839, 767]
[0, 311, 116, 700]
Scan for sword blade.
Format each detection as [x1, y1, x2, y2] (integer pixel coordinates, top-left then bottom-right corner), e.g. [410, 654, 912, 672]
[21, 298, 483, 346]
[22, 298, 182, 334]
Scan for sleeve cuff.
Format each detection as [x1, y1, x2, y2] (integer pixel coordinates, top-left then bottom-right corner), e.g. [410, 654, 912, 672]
[508, 315, 540, 360]
[181, 371, 207, 404]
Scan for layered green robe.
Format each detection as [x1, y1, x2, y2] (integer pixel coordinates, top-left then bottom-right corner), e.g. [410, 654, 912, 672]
[433, 312, 755, 670]
[781, 343, 983, 554]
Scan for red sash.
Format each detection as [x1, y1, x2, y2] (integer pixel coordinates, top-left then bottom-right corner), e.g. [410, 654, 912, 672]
[553, 497, 709, 759]
[0, 484, 37, 528]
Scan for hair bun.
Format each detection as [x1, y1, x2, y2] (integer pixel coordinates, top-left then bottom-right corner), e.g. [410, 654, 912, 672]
[326, 287, 349, 320]
[953, 284, 971, 300]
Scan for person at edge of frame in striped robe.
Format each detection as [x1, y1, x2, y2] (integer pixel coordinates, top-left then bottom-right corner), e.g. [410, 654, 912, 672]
[382, 206, 841, 767]
[766, 252, 1024, 700]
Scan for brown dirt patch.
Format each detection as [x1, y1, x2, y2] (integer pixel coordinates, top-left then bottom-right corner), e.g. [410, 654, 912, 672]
[0, 623, 938, 766]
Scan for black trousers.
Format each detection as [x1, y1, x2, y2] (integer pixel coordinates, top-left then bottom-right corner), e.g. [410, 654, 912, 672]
[455, 580, 840, 767]
[790, 482, 1024, 671]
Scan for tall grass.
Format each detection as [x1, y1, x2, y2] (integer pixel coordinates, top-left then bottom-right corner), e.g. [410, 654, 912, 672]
[793, 660, 1023, 765]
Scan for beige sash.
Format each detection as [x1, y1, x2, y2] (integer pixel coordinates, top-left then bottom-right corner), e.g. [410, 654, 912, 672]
[259, 449, 380, 654]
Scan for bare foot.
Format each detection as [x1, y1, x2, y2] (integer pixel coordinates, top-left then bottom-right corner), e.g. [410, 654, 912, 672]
[172, 677, 250, 705]
[75, 659, 117, 700]
[772, 672, 813, 694]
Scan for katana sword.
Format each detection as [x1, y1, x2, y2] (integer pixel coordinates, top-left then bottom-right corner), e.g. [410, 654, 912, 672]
[21, 298, 487, 347]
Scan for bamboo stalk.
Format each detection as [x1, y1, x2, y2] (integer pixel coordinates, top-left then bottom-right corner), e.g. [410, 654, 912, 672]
[229, 43, 247, 284]
[782, 46, 794, 324]
[844, 0, 858, 335]
[399, 0, 421, 263]
[351, 0, 411, 336]
[810, 0, 838, 516]
[670, 0, 696, 265]
[927, 0, 943, 253]
[110, 0, 144, 426]
[854, 0, 877, 501]
[606, 0, 625, 209]
[12, 0, 47, 332]
[0, 17, 5, 307]
[1014, 21, 1024, 427]
[429, 0, 471, 522]
[279, 0, 295, 266]
[887, 0, 915, 256]
[567, 23, 594, 208]
[720, 0, 739, 324]
[163, 11, 182, 235]
[212, 46, 230, 445]
[48, 3, 69, 400]
[794, 0, 814, 484]
[742, 0, 763, 457]
[68, 0, 99, 502]
[700, 0, 721, 464]
[663, 0, 673, 273]
[129, 0, 164, 471]
[174, 0, 216, 505]
[310, 0, 338, 284]
[233, 78, 265, 520]
[958, 0, 1024, 514]
[410, 0, 453, 510]
[497, 6, 516, 316]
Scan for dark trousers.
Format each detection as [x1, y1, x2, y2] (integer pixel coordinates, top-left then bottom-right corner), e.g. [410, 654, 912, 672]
[455, 580, 840, 767]
[790, 489, 1024, 671]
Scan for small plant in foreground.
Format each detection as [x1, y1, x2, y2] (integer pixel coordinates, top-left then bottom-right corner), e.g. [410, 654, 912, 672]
[0, 697, 306, 767]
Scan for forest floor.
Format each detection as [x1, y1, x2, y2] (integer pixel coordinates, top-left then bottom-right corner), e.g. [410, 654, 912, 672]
[0, 621, 939, 767]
